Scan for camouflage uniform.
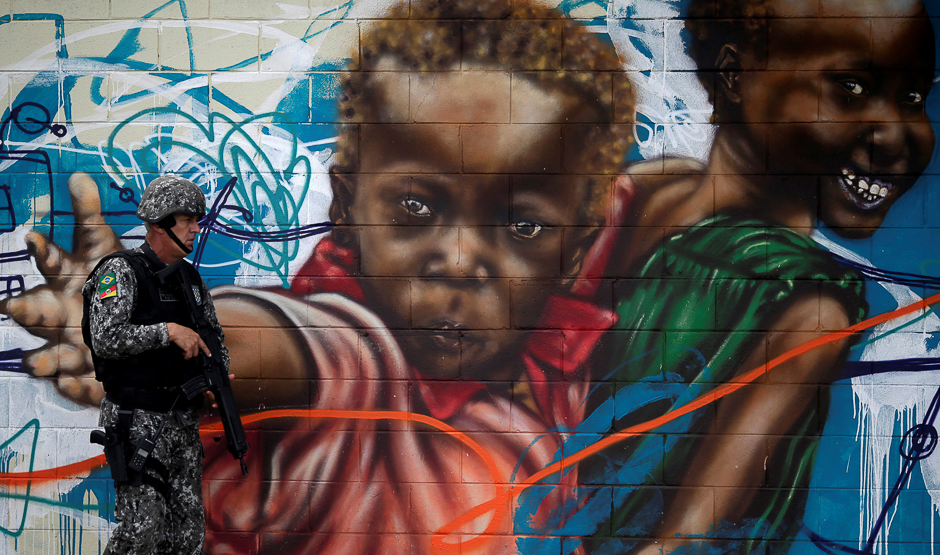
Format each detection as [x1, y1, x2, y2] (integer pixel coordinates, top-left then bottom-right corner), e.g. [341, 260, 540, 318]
[98, 397, 204, 555]
[84, 248, 227, 555]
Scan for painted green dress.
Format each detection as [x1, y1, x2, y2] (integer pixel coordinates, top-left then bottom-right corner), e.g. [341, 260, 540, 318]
[577, 214, 867, 554]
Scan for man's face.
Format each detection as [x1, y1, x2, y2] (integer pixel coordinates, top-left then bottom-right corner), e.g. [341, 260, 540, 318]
[170, 214, 201, 252]
[735, 0, 935, 238]
[346, 68, 596, 379]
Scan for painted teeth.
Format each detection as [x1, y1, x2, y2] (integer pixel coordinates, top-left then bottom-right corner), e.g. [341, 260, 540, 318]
[841, 169, 891, 203]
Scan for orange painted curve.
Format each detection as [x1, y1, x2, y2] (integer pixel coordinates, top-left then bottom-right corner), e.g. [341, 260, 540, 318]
[203, 408, 512, 543]
[0, 291, 935, 551]
[431, 290, 940, 551]
[0, 454, 108, 483]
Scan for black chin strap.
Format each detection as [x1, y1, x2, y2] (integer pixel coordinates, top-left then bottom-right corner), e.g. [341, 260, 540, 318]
[164, 227, 192, 254]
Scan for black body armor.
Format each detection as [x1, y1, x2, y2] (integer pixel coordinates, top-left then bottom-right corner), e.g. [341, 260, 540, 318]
[82, 245, 203, 397]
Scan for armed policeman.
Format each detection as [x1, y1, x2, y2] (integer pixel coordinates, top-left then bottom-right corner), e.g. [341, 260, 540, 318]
[83, 175, 226, 555]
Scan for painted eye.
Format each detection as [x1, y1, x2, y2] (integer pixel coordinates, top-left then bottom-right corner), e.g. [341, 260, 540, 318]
[904, 91, 925, 105]
[839, 79, 866, 96]
[510, 221, 543, 239]
[401, 198, 431, 217]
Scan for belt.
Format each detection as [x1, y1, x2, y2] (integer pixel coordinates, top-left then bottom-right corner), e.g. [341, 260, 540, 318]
[106, 387, 182, 413]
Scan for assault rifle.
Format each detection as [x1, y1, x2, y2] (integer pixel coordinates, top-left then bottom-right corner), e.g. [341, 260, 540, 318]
[156, 261, 250, 475]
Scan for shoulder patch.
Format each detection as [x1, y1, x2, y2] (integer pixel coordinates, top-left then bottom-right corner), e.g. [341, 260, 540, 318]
[98, 272, 118, 300]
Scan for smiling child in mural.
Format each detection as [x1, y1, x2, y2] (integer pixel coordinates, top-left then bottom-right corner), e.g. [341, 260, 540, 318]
[1, 0, 633, 553]
[575, 0, 936, 553]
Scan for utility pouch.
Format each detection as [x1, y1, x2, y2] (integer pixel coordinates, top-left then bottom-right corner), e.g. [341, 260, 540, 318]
[90, 427, 128, 483]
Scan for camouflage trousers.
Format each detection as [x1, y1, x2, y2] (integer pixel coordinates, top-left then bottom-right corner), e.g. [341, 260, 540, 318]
[99, 397, 205, 555]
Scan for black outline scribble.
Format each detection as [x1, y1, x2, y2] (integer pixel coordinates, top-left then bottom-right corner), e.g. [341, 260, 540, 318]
[191, 176, 331, 269]
[0, 102, 61, 241]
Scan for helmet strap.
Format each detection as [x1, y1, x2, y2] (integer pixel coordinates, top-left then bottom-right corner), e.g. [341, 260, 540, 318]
[165, 227, 193, 255]
[157, 216, 193, 255]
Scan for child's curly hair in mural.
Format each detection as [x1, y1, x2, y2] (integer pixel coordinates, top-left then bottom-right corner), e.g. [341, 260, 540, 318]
[331, 0, 634, 225]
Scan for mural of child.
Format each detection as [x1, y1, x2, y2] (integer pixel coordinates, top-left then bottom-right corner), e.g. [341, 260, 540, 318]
[0, 0, 634, 553]
[577, 0, 936, 553]
[200, 2, 636, 552]
[202, 1, 638, 552]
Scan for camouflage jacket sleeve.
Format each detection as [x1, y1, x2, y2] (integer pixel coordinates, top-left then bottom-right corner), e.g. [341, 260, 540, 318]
[199, 277, 230, 372]
[82, 257, 170, 359]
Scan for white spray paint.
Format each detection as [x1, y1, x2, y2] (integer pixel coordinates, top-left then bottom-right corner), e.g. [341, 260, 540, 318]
[607, 0, 714, 162]
[816, 233, 940, 555]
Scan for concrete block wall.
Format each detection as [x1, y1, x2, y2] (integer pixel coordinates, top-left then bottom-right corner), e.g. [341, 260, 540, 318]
[0, 0, 937, 553]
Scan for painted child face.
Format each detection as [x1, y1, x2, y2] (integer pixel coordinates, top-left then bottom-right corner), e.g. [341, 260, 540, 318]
[344, 68, 597, 380]
[736, 0, 935, 238]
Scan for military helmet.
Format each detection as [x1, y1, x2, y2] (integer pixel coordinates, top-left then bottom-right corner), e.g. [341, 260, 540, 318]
[136, 175, 206, 223]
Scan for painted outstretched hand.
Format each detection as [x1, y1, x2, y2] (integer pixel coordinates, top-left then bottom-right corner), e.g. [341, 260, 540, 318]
[0, 173, 122, 406]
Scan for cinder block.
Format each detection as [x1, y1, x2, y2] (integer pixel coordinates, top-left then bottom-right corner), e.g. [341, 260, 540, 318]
[161, 21, 259, 72]
[12, 0, 107, 20]
[0, 19, 60, 70]
[112, 0, 209, 19]
[65, 21, 159, 71]
[414, 72, 510, 124]
[210, 0, 309, 20]
[260, 20, 355, 72]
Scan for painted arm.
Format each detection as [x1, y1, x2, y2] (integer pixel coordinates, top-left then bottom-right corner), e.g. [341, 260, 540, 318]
[635, 294, 853, 554]
[213, 292, 311, 411]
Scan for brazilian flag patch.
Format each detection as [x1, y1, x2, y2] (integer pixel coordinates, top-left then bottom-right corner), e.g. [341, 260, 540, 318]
[98, 273, 118, 300]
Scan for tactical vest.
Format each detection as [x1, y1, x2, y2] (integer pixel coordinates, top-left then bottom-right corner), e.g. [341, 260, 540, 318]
[82, 245, 204, 394]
